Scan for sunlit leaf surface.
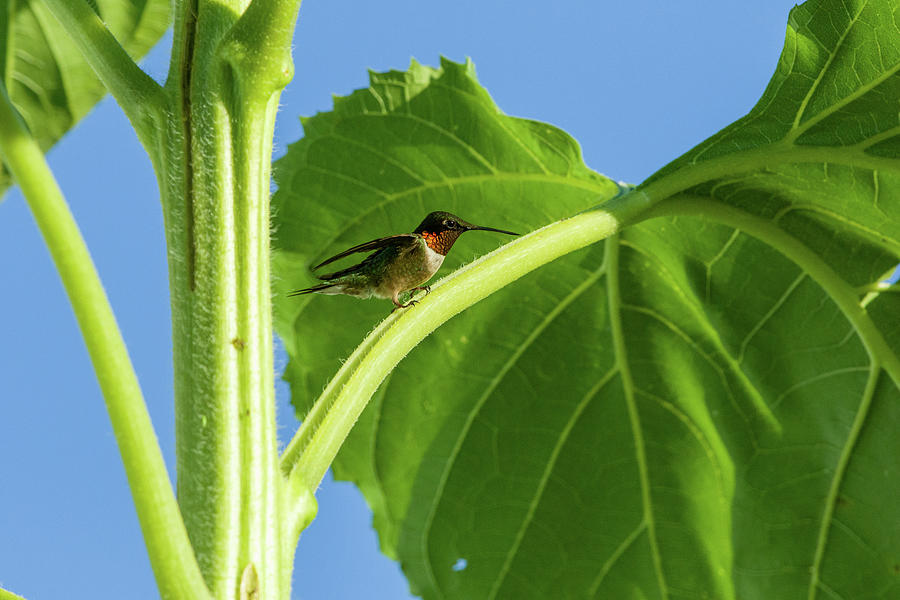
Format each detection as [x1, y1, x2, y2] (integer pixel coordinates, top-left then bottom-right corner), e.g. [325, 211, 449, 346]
[0, 0, 169, 193]
[273, 1, 900, 597]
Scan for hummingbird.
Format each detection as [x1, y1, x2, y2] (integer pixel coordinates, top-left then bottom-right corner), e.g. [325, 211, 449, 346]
[289, 211, 519, 309]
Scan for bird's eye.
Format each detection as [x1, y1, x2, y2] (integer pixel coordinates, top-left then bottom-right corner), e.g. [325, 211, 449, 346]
[443, 219, 456, 228]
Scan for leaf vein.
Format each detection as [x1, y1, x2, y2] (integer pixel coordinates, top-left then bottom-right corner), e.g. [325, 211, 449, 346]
[588, 521, 648, 597]
[772, 365, 870, 409]
[791, 0, 869, 132]
[738, 273, 808, 363]
[607, 236, 669, 598]
[329, 131, 432, 184]
[807, 365, 883, 600]
[621, 240, 780, 434]
[486, 366, 620, 599]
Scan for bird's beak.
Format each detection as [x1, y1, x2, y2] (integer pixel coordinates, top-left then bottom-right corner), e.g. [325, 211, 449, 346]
[465, 224, 519, 236]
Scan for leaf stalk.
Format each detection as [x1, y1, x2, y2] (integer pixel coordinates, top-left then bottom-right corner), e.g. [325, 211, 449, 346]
[0, 82, 208, 600]
[40, 0, 168, 157]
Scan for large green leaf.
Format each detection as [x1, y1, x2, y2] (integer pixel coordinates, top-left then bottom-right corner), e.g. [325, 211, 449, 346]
[273, 0, 900, 598]
[272, 54, 619, 555]
[0, 0, 169, 193]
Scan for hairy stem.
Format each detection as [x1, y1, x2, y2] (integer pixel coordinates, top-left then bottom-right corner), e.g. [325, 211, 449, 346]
[0, 84, 208, 600]
[161, 0, 305, 595]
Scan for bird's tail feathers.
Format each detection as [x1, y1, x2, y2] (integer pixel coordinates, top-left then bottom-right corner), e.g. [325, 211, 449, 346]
[287, 283, 338, 297]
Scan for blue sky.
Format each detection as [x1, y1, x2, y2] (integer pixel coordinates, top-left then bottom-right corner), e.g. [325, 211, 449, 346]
[0, 1, 798, 598]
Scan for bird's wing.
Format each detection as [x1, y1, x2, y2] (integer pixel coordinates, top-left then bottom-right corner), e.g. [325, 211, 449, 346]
[313, 234, 419, 270]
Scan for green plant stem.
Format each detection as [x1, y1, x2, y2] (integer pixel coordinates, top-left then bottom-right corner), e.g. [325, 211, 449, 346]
[652, 195, 900, 387]
[229, 94, 284, 600]
[162, 0, 305, 594]
[40, 0, 167, 154]
[278, 307, 396, 477]
[165, 72, 281, 600]
[638, 143, 900, 209]
[858, 283, 900, 294]
[219, 0, 304, 92]
[0, 86, 208, 600]
[0, 586, 25, 600]
[281, 194, 654, 533]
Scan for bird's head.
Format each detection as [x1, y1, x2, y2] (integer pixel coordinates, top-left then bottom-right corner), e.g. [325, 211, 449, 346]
[413, 211, 518, 256]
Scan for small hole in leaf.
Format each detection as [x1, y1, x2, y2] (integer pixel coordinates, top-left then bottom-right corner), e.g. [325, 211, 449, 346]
[452, 558, 467, 572]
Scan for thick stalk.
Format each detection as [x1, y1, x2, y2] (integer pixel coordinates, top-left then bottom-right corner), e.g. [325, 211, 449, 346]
[161, 70, 283, 600]
[160, 1, 294, 597]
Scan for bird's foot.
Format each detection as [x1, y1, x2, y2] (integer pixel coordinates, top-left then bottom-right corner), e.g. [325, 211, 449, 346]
[391, 286, 431, 312]
[391, 299, 420, 313]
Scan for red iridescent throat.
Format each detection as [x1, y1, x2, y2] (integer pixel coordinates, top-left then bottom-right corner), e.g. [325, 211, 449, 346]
[421, 231, 458, 255]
